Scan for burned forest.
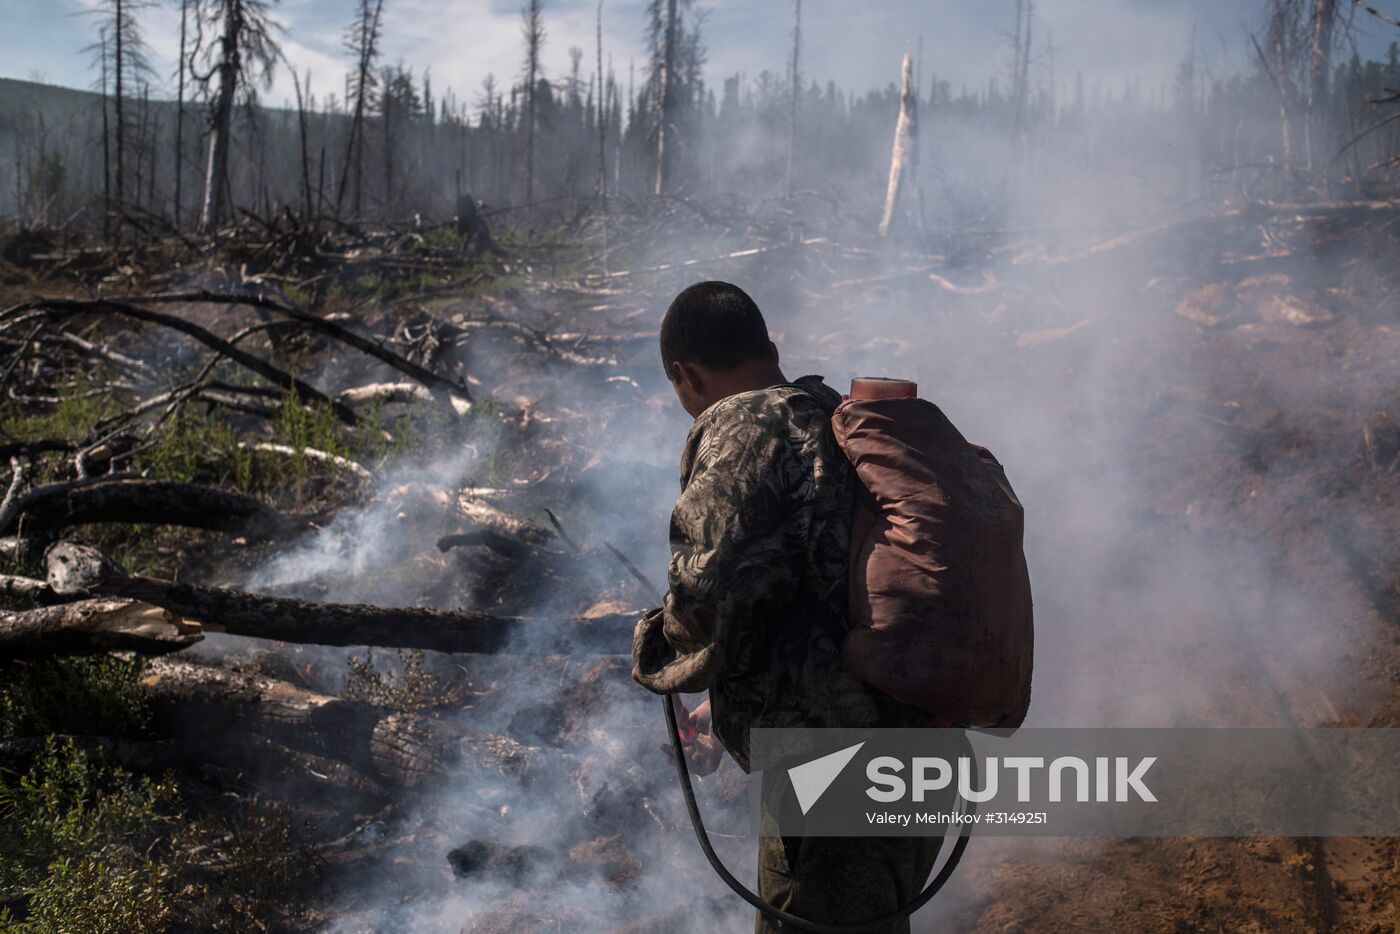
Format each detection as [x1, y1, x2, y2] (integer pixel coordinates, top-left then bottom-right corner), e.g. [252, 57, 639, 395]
[2, 0, 1400, 931]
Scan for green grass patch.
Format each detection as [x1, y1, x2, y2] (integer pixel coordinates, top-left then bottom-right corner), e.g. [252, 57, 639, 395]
[0, 383, 117, 448]
[143, 407, 253, 490]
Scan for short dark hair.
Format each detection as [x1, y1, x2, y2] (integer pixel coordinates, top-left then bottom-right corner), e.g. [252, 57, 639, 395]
[660, 281, 772, 377]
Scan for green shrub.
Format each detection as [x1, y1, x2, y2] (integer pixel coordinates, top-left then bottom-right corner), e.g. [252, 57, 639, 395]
[0, 740, 311, 932]
[0, 657, 149, 742]
[0, 738, 181, 933]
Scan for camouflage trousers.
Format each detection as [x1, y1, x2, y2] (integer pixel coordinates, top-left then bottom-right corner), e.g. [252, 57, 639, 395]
[755, 833, 945, 934]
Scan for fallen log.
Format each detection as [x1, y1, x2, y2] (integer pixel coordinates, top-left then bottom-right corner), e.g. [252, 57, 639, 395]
[578, 238, 830, 282]
[436, 528, 538, 559]
[0, 574, 63, 604]
[57, 330, 155, 379]
[0, 297, 360, 426]
[0, 478, 296, 539]
[0, 537, 38, 563]
[46, 543, 632, 655]
[127, 290, 474, 409]
[451, 316, 617, 368]
[338, 381, 472, 416]
[240, 442, 372, 482]
[0, 598, 202, 659]
[456, 495, 554, 544]
[142, 657, 530, 786]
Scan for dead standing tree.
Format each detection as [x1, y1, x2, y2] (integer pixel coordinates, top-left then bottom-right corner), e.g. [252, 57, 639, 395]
[195, 0, 283, 232]
[1306, 0, 1338, 171]
[596, 0, 608, 203]
[785, 0, 802, 200]
[522, 0, 546, 205]
[337, 0, 384, 219]
[381, 65, 400, 212]
[653, 0, 679, 195]
[1256, 0, 1308, 171]
[1011, 0, 1034, 155]
[86, 0, 152, 234]
[878, 50, 921, 238]
[92, 27, 113, 240]
[112, 0, 141, 216]
[116, 1, 128, 215]
[287, 62, 314, 218]
[174, 0, 191, 227]
[595, 1, 611, 267]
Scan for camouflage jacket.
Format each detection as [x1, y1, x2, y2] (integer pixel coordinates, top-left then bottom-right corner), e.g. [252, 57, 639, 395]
[631, 375, 885, 771]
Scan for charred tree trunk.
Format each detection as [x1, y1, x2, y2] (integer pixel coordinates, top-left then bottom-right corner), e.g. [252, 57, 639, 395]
[0, 478, 295, 540]
[522, 0, 545, 205]
[785, 0, 802, 200]
[291, 66, 313, 219]
[0, 598, 200, 660]
[1270, 9, 1296, 168]
[200, 0, 243, 232]
[381, 66, 393, 213]
[174, 0, 189, 227]
[99, 28, 113, 241]
[135, 85, 148, 214]
[1307, 0, 1337, 171]
[141, 657, 532, 786]
[654, 0, 678, 196]
[0, 574, 61, 603]
[114, 0, 126, 215]
[878, 51, 920, 238]
[596, 0, 608, 221]
[145, 101, 159, 216]
[1010, 0, 1033, 154]
[45, 543, 632, 655]
[337, 0, 384, 219]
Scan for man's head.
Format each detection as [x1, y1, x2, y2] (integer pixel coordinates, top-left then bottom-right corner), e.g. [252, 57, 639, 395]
[660, 281, 785, 417]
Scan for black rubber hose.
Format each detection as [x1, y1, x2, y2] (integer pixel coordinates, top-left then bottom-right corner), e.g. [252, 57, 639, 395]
[663, 695, 975, 933]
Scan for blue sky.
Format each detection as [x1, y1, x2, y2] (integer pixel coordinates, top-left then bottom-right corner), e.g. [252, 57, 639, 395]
[4, 1, 1397, 112]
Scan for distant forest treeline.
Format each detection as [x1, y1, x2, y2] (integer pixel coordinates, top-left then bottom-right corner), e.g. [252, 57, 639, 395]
[2, 0, 1398, 237]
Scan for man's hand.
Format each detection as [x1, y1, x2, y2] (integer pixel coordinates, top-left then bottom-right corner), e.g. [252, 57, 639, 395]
[684, 729, 725, 776]
[672, 696, 724, 776]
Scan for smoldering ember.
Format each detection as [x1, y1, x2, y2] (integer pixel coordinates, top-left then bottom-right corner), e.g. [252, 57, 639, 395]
[1, 0, 1399, 931]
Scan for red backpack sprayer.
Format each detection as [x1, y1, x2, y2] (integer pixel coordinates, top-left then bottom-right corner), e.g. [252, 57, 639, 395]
[655, 377, 1034, 932]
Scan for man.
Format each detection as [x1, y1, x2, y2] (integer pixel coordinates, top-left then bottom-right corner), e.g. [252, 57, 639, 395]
[631, 281, 941, 934]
